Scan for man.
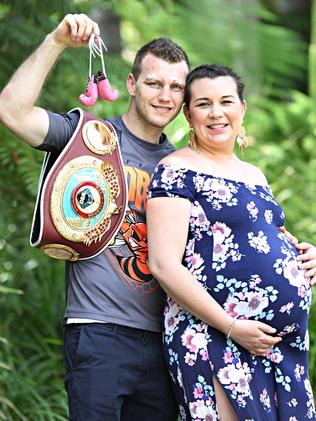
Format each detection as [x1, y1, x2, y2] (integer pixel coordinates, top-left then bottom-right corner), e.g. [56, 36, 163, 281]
[0, 13, 189, 421]
[1, 12, 315, 421]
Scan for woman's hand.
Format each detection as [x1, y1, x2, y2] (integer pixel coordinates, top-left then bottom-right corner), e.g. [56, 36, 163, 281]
[296, 242, 316, 285]
[230, 319, 282, 356]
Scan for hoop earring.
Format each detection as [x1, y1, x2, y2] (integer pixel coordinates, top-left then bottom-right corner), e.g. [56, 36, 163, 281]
[236, 126, 248, 154]
[188, 128, 198, 151]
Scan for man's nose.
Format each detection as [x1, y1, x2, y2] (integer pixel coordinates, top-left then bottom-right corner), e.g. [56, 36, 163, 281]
[158, 86, 171, 101]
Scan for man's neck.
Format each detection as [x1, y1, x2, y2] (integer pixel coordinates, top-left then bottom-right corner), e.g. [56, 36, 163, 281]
[121, 111, 163, 144]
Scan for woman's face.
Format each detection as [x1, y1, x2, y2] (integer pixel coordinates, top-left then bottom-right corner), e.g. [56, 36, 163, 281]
[184, 76, 246, 151]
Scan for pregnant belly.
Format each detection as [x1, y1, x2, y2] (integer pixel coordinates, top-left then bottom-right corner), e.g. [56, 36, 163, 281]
[210, 259, 312, 334]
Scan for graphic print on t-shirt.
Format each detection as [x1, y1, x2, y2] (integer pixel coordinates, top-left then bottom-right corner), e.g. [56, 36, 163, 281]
[106, 165, 158, 294]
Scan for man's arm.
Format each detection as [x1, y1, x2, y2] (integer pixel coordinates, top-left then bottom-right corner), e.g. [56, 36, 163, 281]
[0, 14, 99, 147]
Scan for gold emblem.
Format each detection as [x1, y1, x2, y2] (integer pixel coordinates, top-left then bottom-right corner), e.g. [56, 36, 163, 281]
[40, 244, 80, 261]
[82, 120, 117, 155]
[50, 155, 121, 245]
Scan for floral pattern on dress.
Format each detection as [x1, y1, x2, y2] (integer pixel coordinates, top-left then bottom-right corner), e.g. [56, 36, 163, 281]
[148, 164, 315, 421]
[188, 376, 217, 420]
[211, 222, 243, 271]
[264, 209, 273, 224]
[181, 322, 210, 367]
[248, 231, 270, 254]
[199, 177, 239, 210]
[247, 201, 259, 221]
[214, 274, 278, 322]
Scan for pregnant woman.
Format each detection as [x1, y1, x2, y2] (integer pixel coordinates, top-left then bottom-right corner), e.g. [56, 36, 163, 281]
[146, 64, 316, 420]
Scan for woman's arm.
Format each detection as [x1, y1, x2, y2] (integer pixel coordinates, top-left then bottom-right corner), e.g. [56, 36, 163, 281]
[147, 196, 282, 356]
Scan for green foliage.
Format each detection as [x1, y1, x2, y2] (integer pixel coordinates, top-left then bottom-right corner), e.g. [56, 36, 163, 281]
[245, 91, 316, 240]
[112, 0, 307, 99]
[0, 0, 316, 418]
[309, 0, 316, 99]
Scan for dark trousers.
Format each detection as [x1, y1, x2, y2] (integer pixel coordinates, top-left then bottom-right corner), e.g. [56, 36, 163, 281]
[64, 323, 178, 421]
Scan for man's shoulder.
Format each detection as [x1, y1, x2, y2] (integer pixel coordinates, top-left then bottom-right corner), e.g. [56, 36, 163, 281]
[105, 115, 122, 130]
[36, 109, 81, 152]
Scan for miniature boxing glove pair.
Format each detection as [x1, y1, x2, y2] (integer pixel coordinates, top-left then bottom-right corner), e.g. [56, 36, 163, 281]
[79, 33, 119, 107]
[80, 70, 119, 107]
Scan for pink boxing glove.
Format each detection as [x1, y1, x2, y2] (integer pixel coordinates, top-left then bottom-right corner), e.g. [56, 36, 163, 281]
[79, 75, 98, 107]
[97, 70, 119, 102]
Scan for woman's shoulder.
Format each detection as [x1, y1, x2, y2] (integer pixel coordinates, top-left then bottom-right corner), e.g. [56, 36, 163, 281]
[243, 161, 269, 186]
[149, 147, 197, 201]
[159, 147, 193, 166]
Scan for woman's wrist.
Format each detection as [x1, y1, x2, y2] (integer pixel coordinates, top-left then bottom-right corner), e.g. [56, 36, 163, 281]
[225, 318, 237, 339]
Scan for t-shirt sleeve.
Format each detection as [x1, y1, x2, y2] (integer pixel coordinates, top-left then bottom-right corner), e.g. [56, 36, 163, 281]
[36, 110, 80, 153]
[147, 163, 195, 203]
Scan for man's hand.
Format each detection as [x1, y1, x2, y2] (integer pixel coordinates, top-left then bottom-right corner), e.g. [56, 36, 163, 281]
[52, 14, 100, 49]
[279, 227, 316, 286]
[296, 242, 316, 285]
[279, 226, 298, 246]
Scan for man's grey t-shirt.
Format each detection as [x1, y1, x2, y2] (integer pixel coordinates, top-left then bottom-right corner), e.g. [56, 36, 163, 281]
[38, 110, 175, 332]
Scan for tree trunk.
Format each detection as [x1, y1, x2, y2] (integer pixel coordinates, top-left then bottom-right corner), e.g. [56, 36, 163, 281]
[309, 0, 316, 102]
[91, 8, 122, 55]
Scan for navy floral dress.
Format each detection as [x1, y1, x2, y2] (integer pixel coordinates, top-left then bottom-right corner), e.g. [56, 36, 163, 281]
[147, 163, 315, 421]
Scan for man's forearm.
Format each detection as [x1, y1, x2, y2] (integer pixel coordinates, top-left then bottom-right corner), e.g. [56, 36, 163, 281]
[0, 14, 99, 146]
[0, 33, 66, 121]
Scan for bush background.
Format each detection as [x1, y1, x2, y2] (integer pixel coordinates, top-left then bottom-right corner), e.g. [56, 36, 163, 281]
[0, 0, 315, 419]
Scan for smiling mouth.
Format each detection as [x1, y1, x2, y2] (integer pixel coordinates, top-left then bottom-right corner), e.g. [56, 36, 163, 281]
[152, 105, 173, 112]
[207, 123, 228, 129]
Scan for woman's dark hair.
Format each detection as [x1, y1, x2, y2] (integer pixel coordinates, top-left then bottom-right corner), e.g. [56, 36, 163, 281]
[184, 64, 245, 106]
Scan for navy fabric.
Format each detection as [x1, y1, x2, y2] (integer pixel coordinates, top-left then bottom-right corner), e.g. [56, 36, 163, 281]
[147, 163, 315, 420]
[64, 323, 178, 421]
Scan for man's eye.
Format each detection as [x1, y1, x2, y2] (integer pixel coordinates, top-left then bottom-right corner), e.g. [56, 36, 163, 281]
[171, 85, 183, 92]
[197, 103, 209, 107]
[148, 82, 159, 87]
[222, 100, 233, 104]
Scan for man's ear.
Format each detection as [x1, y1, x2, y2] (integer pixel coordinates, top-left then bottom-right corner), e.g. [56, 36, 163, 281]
[183, 104, 191, 126]
[126, 73, 136, 97]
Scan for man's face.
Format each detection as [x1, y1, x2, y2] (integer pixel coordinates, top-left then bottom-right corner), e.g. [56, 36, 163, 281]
[129, 54, 189, 130]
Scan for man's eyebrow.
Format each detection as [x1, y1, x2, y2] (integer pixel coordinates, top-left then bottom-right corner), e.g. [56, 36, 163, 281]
[144, 77, 184, 86]
[171, 81, 185, 87]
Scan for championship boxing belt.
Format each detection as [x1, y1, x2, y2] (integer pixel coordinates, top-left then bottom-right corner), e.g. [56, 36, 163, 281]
[30, 108, 127, 261]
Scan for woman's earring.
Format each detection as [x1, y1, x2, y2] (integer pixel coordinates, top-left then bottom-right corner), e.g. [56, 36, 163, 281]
[236, 126, 248, 154]
[188, 128, 198, 151]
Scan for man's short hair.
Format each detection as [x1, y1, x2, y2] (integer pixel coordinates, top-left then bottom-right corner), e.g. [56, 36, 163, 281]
[131, 37, 190, 80]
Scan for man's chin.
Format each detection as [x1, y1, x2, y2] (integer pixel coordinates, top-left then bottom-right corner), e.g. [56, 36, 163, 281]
[149, 113, 177, 128]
